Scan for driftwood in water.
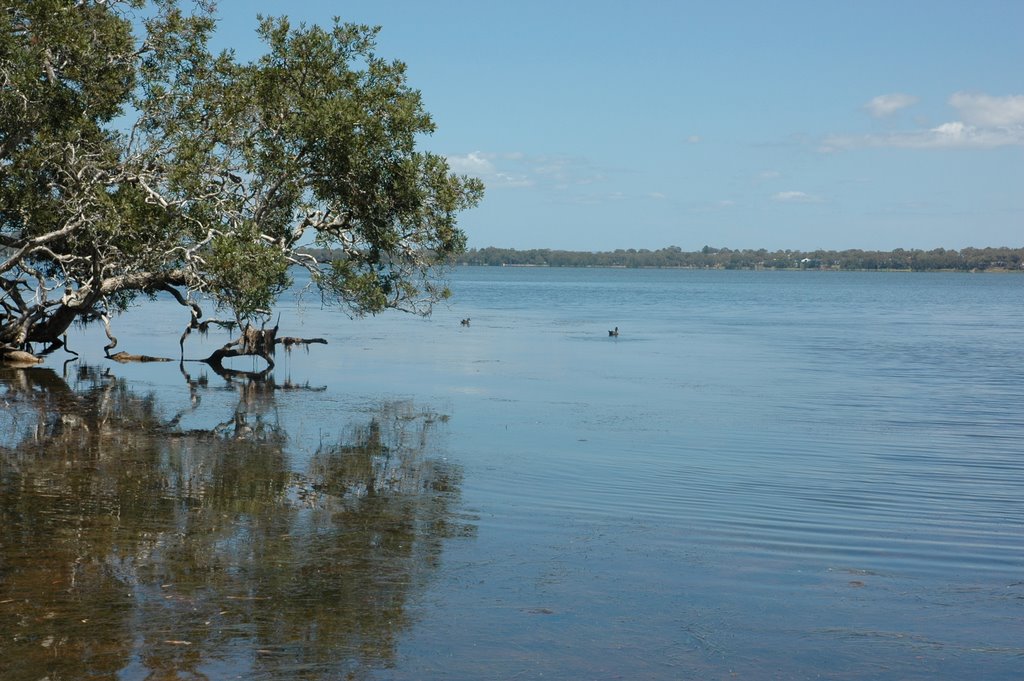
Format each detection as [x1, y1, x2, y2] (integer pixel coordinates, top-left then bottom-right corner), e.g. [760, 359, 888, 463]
[108, 351, 173, 363]
[201, 322, 327, 373]
[279, 335, 328, 349]
[0, 349, 44, 366]
[0, 333, 76, 366]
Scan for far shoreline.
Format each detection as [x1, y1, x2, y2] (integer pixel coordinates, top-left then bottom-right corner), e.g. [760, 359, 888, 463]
[449, 245, 1024, 273]
[457, 263, 1022, 274]
[295, 245, 1024, 273]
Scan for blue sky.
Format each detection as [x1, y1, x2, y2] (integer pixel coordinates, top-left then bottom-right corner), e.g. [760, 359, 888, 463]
[213, 0, 1023, 251]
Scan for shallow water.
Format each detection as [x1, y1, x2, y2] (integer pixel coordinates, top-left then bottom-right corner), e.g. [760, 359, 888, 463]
[2, 267, 1022, 679]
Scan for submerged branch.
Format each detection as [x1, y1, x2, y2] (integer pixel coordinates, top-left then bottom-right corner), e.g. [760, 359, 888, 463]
[199, 323, 328, 374]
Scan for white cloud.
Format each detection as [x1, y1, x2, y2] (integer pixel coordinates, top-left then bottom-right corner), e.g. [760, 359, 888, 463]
[446, 151, 494, 175]
[686, 135, 702, 144]
[445, 151, 606, 190]
[949, 92, 1024, 126]
[772, 191, 822, 203]
[445, 151, 533, 188]
[822, 91, 1024, 151]
[864, 93, 919, 118]
[930, 121, 972, 143]
[821, 122, 1024, 151]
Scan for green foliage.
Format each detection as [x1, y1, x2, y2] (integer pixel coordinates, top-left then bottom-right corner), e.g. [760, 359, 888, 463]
[325, 260, 392, 314]
[205, 235, 291, 319]
[456, 246, 1024, 271]
[1, 0, 482, 352]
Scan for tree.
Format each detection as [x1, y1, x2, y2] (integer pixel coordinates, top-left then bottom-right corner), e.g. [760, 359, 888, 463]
[0, 0, 483, 366]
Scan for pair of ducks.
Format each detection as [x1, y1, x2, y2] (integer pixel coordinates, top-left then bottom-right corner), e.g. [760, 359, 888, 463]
[461, 317, 618, 336]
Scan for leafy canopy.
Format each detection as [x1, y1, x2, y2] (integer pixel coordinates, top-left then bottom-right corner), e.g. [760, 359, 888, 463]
[0, 0, 482, 355]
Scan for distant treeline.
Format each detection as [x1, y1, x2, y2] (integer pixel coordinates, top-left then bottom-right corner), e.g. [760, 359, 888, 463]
[451, 245, 1024, 271]
[296, 245, 1024, 271]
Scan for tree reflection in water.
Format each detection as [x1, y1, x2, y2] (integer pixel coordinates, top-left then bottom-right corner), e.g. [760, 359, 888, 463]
[0, 365, 473, 680]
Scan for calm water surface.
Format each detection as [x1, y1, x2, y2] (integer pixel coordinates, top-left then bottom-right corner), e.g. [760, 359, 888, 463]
[1, 268, 1022, 680]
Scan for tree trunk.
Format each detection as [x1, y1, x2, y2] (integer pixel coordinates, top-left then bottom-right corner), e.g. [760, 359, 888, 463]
[202, 323, 279, 372]
[201, 323, 327, 374]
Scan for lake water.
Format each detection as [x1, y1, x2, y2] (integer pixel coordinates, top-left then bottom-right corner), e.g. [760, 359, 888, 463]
[2, 267, 1022, 680]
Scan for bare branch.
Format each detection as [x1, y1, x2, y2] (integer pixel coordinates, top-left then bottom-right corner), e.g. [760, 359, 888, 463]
[100, 313, 118, 357]
[0, 217, 89, 275]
